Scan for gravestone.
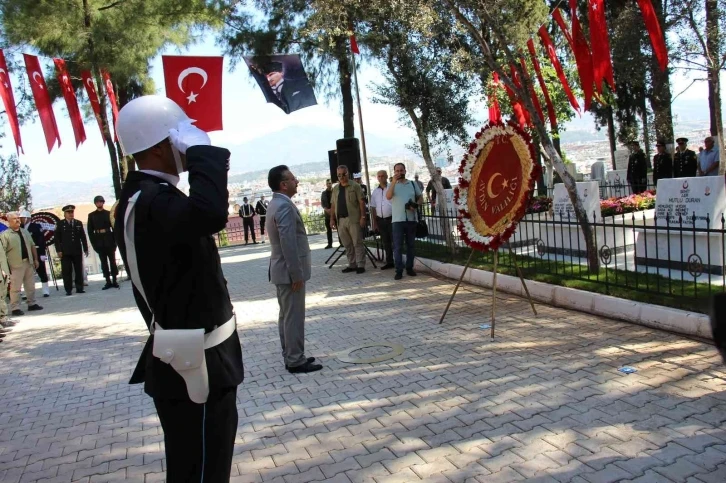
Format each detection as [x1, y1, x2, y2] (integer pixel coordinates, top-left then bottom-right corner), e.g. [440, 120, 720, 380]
[553, 181, 602, 222]
[605, 169, 631, 199]
[655, 177, 726, 228]
[614, 150, 630, 170]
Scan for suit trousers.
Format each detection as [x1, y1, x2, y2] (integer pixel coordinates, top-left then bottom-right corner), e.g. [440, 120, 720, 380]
[393, 221, 417, 274]
[376, 216, 394, 265]
[9, 260, 36, 310]
[95, 247, 119, 279]
[243, 217, 256, 243]
[259, 216, 266, 236]
[0, 276, 8, 321]
[36, 259, 48, 283]
[324, 214, 333, 246]
[276, 282, 306, 367]
[337, 217, 365, 268]
[154, 388, 238, 483]
[61, 254, 84, 293]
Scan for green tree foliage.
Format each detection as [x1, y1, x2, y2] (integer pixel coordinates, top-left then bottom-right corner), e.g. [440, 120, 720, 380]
[0, 154, 31, 212]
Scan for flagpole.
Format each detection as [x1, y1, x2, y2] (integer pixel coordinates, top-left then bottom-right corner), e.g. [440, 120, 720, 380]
[350, 52, 371, 197]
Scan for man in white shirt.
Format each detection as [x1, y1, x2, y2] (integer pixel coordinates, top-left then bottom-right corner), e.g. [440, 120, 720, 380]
[370, 170, 394, 269]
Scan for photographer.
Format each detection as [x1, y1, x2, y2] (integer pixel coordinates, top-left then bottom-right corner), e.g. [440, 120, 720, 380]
[386, 163, 424, 280]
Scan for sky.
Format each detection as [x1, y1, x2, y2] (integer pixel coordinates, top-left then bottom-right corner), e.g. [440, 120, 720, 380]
[0, 34, 717, 185]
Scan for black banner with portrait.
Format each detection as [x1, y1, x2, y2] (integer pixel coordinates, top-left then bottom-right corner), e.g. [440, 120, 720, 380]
[244, 54, 318, 114]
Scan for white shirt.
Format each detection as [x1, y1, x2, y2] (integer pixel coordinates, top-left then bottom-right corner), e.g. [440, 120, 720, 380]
[139, 169, 180, 187]
[370, 184, 393, 218]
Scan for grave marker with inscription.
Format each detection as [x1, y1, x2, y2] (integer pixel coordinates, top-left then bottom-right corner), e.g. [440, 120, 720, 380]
[655, 177, 726, 228]
[553, 181, 601, 222]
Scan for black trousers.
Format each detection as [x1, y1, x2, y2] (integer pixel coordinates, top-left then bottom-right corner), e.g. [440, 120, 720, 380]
[36, 258, 48, 283]
[376, 216, 393, 264]
[259, 216, 266, 236]
[242, 217, 256, 243]
[95, 247, 119, 279]
[154, 388, 238, 483]
[61, 254, 84, 293]
[324, 214, 333, 246]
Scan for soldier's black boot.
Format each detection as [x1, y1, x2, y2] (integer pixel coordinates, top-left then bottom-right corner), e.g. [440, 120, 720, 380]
[102, 278, 113, 290]
[112, 276, 119, 288]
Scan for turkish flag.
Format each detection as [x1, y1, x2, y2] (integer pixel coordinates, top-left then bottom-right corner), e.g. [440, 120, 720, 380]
[101, 70, 119, 141]
[516, 60, 545, 124]
[489, 73, 502, 123]
[553, 7, 595, 110]
[23, 54, 61, 153]
[538, 26, 581, 114]
[568, 0, 597, 108]
[162, 55, 223, 132]
[0, 50, 23, 155]
[588, 0, 616, 92]
[81, 70, 105, 145]
[636, 0, 668, 72]
[350, 34, 360, 54]
[53, 59, 86, 149]
[501, 71, 528, 130]
[526, 39, 557, 129]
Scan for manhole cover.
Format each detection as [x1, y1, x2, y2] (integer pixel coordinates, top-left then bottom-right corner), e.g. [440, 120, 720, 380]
[338, 342, 405, 364]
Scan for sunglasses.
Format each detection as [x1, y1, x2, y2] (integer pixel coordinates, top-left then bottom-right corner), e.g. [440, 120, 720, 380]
[337, 173, 348, 178]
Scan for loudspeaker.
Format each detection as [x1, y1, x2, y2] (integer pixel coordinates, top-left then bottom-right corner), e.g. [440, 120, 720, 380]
[336, 138, 362, 176]
[328, 150, 338, 183]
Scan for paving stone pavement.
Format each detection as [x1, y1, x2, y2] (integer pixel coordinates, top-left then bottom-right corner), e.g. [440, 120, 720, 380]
[1, 235, 726, 483]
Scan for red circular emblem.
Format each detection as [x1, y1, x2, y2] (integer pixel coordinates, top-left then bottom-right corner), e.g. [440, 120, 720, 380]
[455, 121, 539, 251]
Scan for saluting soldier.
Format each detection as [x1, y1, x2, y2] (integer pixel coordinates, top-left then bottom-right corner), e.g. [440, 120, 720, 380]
[55, 205, 88, 295]
[627, 140, 648, 194]
[114, 95, 243, 482]
[673, 137, 698, 178]
[88, 195, 119, 290]
[255, 194, 268, 243]
[652, 141, 672, 187]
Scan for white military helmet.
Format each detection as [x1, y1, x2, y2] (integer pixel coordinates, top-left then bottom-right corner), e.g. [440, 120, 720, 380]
[116, 95, 191, 156]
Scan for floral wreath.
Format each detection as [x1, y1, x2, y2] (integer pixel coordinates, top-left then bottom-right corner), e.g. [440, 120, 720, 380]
[454, 120, 540, 252]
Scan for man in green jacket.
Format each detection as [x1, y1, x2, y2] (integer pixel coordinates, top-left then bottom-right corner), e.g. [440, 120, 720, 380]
[0, 212, 43, 316]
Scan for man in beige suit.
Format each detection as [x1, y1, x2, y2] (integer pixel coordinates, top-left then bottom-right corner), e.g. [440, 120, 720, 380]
[0, 236, 14, 331]
[266, 165, 321, 374]
[0, 213, 43, 316]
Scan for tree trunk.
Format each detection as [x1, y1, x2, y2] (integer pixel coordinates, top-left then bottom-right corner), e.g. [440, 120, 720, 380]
[648, 0, 674, 147]
[335, 36, 355, 139]
[606, 105, 617, 170]
[705, 0, 726, 174]
[641, 99, 651, 163]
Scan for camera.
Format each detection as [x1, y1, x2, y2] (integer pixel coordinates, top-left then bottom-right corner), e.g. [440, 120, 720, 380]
[405, 199, 418, 211]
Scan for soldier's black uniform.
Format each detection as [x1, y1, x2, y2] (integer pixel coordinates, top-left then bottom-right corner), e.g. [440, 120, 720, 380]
[26, 221, 48, 284]
[55, 215, 88, 295]
[239, 202, 256, 244]
[673, 149, 698, 178]
[627, 150, 648, 194]
[652, 153, 672, 187]
[255, 198, 268, 241]
[88, 209, 119, 287]
[114, 146, 244, 483]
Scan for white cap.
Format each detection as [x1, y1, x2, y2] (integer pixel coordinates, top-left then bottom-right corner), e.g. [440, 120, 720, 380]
[116, 95, 191, 155]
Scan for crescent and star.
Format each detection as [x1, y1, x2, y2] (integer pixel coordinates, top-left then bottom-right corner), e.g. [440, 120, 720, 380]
[0, 68, 7, 88]
[177, 67, 208, 104]
[32, 71, 44, 89]
[486, 173, 511, 199]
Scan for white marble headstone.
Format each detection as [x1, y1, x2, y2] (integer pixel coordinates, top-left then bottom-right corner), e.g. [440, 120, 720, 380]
[605, 169, 632, 199]
[553, 181, 602, 222]
[655, 177, 726, 228]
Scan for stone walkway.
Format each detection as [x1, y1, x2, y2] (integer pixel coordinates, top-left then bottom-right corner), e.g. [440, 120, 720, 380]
[1, 235, 726, 483]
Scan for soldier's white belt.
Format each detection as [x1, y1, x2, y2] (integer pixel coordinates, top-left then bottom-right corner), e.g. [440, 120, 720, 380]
[152, 314, 237, 404]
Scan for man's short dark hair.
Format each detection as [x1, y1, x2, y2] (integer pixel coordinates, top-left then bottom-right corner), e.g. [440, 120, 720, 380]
[337, 165, 349, 172]
[326, 179, 331, 183]
[268, 165, 290, 191]
[394, 162, 406, 171]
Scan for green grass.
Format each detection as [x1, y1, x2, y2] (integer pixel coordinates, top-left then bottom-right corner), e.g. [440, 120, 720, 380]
[368, 239, 719, 314]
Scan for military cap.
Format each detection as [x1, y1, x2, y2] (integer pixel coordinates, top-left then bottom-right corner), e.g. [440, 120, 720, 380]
[94, 195, 105, 203]
[62, 204, 75, 212]
[676, 137, 688, 144]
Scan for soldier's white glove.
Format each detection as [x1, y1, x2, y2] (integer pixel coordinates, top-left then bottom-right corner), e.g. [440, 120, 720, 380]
[40, 256, 47, 262]
[168, 120, 211, 155]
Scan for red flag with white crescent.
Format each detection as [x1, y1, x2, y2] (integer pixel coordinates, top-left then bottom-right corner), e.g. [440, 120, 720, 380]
[636, 0, 668, 72]
[527, 39, 557, 129]
[162, 56, 223, 132]
[588, 0, 616, 92]
[23, 54, 61, 153]
[81, 70, 105, 145]
[489, 73, 502, 123]
[516, 60, 545, 124]
[102, 70, 119, 140]
[0, 50, 23, 155]
[53, 59, 86, 149]
[567, 0, 597, 107]
[538, 26, 581, 114]
[502, 71, 528, 130]
[553, 7, 594, 110]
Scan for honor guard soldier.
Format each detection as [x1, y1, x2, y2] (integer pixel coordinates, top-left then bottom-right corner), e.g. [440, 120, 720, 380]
[627, 141, 648, 194]
[255, 194, 268, 243]
[55, 205, 88, 295]
[673, 137, 698, 178]
[88, 195, 119, 289]
[114, 95, 244, 482]
[20, 209, 50, 297]
[239, 197, 257, 244]
[652, 140, 672, 186]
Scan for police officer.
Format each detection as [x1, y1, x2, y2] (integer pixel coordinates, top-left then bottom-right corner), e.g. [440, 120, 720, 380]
[88, 195, 119, 290]
[20, 209, 50, 297]
[55, 205, 88, 295]
[114, 95, 244, 482]
[652, 140, 672, 187]
[627, 141, 648, 194]
[255, 194, 268, 243]
[673, 137, 698, 178]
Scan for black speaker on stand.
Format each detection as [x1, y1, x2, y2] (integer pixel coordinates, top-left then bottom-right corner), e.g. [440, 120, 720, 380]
[328, 149, 338, 183]
[335, 138, 362, 175]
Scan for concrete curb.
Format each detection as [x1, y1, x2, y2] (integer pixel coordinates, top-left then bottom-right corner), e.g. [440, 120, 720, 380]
[413, 256, 713, 340]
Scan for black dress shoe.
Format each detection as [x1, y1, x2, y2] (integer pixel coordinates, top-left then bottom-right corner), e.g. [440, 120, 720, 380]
[253, 241, 258, 244]
[287, 361, 323, 374]
[43, 294, 49, 298]
[27, 304, 43, 311]
[102, 282, 113, 290]
[11, 309, 24, 316]
[380, 263, 394, 270]
[66, 292, 72, 296]
[356, 267, 366, 274]
[324, 245, 333, 249]
[285, 357, 316, 370]
[76, 290, 86, 294]
[342, 267, 357, 273]
[406, 269, 417, 276]
[394, 272, 403, 280]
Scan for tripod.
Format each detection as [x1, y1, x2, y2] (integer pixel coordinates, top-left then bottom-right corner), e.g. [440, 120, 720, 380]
[326, 233, 380, 269]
